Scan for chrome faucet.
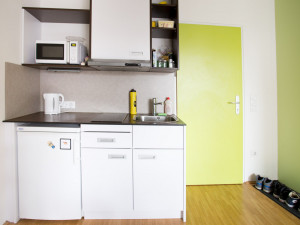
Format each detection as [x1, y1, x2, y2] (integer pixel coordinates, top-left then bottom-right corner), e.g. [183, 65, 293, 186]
[152, 98, 162, 116]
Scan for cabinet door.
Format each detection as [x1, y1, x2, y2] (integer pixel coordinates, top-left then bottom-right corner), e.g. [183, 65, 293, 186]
[91, 0, 150, 61]
[133, 149, 183, 211]
[18, 131, 81, 220]
[82, 148, 133, 212]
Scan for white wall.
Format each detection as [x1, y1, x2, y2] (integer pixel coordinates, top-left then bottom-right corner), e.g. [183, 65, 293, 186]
[179, 0, 278, 181]
[0, 1, 22, 224]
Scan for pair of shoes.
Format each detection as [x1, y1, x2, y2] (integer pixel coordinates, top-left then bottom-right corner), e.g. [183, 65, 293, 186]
[285, 191, 300, 208]
[255, 175, 274, 193]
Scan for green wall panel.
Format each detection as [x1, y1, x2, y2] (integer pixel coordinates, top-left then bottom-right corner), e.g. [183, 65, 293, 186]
[276, 0, 300, 192]
[178, 24, 243, 185]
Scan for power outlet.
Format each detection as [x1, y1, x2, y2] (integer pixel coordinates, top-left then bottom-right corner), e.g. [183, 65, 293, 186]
[61, 101, 76, 109]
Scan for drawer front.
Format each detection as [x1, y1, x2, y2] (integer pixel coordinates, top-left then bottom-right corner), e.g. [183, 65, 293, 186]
[133, 125, 183, 149]
[81, 125, 132, 133]
[81, 132, 132, 148]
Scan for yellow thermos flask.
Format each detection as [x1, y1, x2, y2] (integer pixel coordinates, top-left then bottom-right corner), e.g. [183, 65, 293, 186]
[130, 89, 137, 115]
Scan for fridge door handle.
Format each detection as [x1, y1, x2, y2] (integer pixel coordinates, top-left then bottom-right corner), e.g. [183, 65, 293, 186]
[73, 139, 80, 165]
[73, 139, 76, 164]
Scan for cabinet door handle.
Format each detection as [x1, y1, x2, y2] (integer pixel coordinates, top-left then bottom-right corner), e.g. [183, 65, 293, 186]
[108, 154, 126, 159]
[97, 138, 116, 143]
[138, 155, 156, 160]
[125, 62, 141, 67]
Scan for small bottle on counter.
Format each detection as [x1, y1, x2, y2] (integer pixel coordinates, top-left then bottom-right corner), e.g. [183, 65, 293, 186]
[164, 97, 172, 115]
[130, 89, 137, 115]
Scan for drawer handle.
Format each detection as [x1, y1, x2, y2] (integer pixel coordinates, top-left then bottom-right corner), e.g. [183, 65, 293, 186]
[97, 138, 116, 143]
[138, 155, 156, 160]
[108, 154, 126, 159]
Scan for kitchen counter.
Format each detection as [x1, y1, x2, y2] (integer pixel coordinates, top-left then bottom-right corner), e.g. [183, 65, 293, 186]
[3, 112, 186, 126]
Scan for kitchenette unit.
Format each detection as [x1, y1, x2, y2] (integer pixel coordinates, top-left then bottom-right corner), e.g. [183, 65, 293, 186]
[4, 112, 186, 222]
[3, 0, 185, 223]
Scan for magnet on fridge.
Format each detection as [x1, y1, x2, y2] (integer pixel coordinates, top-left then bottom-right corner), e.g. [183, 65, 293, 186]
[60, 138, 71, 150]
[47, 141, 55, 149]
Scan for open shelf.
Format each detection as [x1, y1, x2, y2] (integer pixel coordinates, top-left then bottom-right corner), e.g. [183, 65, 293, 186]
[22, 64, 96, 71]
[151, 0, 179, 70]
[152, 27, 176, 39]
[150, 67, 178, 73]
[23, 7, 90, 24]
[151, 4, 177, 19]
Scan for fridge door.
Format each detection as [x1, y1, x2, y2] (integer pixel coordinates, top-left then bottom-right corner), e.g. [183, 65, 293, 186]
[18, 131, 81, 220]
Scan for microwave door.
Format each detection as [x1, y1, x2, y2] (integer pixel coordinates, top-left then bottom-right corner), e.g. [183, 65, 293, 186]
[36, 43, 67, 64]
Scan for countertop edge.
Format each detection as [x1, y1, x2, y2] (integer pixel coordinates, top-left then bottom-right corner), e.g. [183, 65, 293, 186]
[3, 112, 186, 126]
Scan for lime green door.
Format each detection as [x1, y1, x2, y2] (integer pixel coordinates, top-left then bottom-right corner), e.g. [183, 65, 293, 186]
[178, 24, 243, 185]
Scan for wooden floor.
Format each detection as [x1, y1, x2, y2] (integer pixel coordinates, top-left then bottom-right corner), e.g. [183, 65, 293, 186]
[6, 183, 300, 225]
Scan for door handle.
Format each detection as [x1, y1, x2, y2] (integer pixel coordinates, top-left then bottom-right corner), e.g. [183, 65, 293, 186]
[97, 138, 116, 143]
[138, 155, 156, 160]
[108, 154, 126, 159]
[227, 96, 240, 115]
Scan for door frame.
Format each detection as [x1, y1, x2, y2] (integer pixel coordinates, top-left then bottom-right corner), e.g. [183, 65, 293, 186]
[178, 21, 246, 182]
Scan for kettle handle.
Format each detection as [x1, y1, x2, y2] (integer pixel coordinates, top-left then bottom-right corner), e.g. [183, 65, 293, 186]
[58, 94, 64, 106]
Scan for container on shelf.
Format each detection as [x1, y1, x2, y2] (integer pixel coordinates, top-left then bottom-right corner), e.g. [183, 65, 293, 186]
[152, 50, 157, 67]
[163, 60, 168, 68]
[158, 21, 174, 28]
[158, 59, 163, 68]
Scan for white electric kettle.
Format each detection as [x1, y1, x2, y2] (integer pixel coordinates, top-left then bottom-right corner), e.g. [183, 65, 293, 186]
[43, 93, 64, 115]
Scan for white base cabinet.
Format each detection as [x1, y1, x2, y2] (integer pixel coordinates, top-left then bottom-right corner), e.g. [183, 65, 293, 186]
[81, 148, 133, 215]
[133, 149, 183, 212]
[81, 124, 186, 221]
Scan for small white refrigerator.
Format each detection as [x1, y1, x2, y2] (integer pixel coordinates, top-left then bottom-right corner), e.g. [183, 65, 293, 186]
[17, 125, 81, 220]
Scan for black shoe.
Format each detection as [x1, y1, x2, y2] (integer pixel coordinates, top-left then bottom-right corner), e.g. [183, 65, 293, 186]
[255, 175, 265, 190]
[263, 178, 274, 193]
[279, 186, 292, 203]
[285, 191, 300, 208]
[273, 181, 283, 198]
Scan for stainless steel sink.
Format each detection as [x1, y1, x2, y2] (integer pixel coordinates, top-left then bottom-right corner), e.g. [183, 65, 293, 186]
[135, 115, 178, 123]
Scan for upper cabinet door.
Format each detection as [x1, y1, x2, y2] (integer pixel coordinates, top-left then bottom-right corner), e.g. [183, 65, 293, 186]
[91, 0, 150, 61]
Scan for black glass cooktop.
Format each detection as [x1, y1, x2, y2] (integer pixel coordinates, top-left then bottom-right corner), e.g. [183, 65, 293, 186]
[90, 113, 128, 123]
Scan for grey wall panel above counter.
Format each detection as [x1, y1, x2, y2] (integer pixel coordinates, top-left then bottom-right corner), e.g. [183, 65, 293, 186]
[40, 70, 177, 114]
[5, 63, 40, 120]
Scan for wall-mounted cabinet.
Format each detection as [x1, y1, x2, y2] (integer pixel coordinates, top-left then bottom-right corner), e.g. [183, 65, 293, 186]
[150, 0, 179, 72]
[22, 7, 91, 70]
[21, 1, 179, 73]
[90, 0, 150, 62]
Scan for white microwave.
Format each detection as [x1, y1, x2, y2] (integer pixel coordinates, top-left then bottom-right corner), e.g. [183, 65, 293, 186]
[35, 40, 87, 64]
